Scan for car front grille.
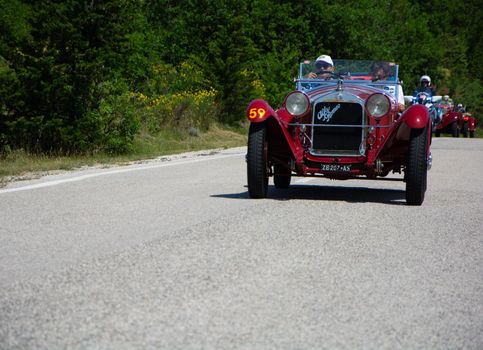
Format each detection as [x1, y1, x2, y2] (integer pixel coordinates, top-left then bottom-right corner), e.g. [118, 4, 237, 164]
[311, 101, 364, 156]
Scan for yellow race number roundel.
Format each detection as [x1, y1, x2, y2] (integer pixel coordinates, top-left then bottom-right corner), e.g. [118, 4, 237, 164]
[249, 107, 266, 119]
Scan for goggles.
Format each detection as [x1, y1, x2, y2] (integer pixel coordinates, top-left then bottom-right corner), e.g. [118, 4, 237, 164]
[315, 61, 332, 70]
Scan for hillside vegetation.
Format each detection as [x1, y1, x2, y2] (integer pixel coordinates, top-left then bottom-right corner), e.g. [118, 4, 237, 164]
[1, 0, 481, 155]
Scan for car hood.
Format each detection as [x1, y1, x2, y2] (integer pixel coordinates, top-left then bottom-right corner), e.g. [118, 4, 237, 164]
[305, 84, 396, 104]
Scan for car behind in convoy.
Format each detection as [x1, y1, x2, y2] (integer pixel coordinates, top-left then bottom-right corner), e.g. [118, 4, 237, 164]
[246, 59, 432, 205]
[459, 112, 476, 138]
[431, 99, 476, 138]
[434, 104, 461, 137]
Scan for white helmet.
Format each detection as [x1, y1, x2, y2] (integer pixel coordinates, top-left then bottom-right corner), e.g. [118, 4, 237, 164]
[420, 75, 431, 85]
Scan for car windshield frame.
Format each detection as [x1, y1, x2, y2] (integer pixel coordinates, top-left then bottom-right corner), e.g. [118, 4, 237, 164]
[296, 59, 400, 92]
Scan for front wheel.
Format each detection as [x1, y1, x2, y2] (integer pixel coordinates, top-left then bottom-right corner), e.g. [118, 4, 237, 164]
[247, 123, 269, 198]
[406, 127, 428, 206]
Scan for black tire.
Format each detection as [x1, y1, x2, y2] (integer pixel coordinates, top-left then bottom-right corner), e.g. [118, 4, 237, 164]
[247, 123, 268, 198]
[470, 130, 475, 138]
[406, 127, 428, 206]
[435, 129, 441, 137]
[462, 125, 468, 138]
[451, 122, 458, 137]
[273, 164, 291, 188]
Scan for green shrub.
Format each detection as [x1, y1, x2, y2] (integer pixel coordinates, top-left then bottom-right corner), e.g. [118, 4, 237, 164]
[133, 61, 220, 134]
[133, 87, 219, 134]
[85, 80, 140, 154]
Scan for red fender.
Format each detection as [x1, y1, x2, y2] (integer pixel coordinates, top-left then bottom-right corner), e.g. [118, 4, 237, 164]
[442, 111, 460, 129]
[401, 104, 430, 129]
[246, 99, 276, 123]
[246, 99, 300, 159]
[469, 117, 476, 131]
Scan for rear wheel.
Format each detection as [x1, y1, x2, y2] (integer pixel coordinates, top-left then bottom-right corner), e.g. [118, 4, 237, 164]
[273, 164, 291, 188]
[470, 130, 475, 138]
[462, 125, 468, 137]
[435, 129, 441, 137]
[247, 123, 269, 198]
[406, 127, 428, 206]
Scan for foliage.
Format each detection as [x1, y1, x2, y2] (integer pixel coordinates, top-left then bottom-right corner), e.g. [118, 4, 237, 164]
[85, 79, 140, 154]
[0, 0, 481, 155]
[133, 87, 219, 134]
[133, 61, 220, 134]
[0, 0, 149, 154]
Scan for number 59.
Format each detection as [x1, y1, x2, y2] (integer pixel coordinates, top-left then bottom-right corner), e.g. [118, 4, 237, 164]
[249, 108, 266, 119]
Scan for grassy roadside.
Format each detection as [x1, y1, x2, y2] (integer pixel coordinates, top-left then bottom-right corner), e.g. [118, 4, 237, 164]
[473, 127, 483, 138]
[0, 124, 248, 187]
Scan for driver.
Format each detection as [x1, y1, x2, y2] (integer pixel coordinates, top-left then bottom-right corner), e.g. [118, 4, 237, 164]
[306, 55, 334, 79]
[440, 95, 452, 107]
[413, 75, 435, 96]
[438, 95, 452, 114]
[455, 103, 465, 113]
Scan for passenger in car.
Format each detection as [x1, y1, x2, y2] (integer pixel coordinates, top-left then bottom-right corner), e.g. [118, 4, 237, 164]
[369, 61, 392, 81]
[370, 61, 405, 112]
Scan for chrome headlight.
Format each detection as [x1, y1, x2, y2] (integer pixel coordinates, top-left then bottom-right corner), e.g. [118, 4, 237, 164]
[366, 93, 390, 118]
[285, 92, 310, 116]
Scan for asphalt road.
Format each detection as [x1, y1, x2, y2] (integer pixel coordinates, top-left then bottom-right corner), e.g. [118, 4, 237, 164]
[1, 138, 482, 349]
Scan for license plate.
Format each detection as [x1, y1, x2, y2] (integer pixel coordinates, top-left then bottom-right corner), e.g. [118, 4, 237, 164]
[321, 164, 352, 172]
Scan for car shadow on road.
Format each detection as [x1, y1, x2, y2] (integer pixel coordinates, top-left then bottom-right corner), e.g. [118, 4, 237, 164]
[211, 184, 406, 205]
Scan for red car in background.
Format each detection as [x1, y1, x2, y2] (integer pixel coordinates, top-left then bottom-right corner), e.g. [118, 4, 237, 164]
[434, 105, 461, 137]
[433, 104, 476, 137]
[460, 112, 476, 138]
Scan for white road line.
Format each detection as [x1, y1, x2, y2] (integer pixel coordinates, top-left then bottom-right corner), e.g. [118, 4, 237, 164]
[0, 153, 244, 194]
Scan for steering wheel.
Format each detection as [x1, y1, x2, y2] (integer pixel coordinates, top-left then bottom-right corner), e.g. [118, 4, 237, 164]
[315, 71, 339, 79]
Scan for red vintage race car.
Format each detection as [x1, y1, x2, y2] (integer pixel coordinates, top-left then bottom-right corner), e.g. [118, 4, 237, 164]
[433, 103, 461, 137]
[460, 112, 476, 138]
[246, 59, 432, 205]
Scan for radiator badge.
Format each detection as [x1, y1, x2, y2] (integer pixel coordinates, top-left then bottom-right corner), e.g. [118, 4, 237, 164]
[317, 104, 340, 123]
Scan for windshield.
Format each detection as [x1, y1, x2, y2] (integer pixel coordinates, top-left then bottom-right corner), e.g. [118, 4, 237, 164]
[298, 59, 399, 84]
